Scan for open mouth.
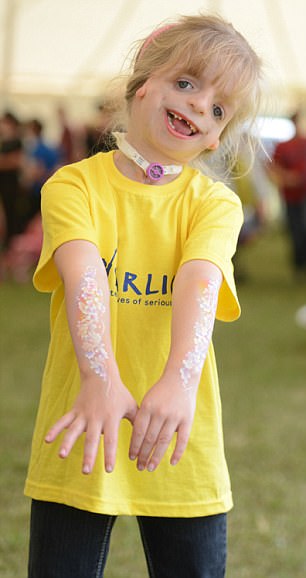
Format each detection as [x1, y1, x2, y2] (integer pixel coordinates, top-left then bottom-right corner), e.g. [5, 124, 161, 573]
[167, 110, 198, 136]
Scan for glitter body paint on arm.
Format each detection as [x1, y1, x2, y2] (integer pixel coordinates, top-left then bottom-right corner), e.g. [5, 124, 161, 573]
[76, 266, 109, 383]
[180, 279, 219, 392]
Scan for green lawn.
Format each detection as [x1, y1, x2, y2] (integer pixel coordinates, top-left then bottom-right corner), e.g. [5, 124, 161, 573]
[0, 226, 305, 577]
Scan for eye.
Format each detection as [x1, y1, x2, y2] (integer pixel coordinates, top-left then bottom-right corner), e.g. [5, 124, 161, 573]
[213, 104, 225, 120]
[177, 79, 193, 90]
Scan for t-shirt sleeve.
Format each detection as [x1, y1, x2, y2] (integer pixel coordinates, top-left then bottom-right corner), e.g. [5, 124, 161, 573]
[33, 162, 99, 292]
[180, 182, 244, 322]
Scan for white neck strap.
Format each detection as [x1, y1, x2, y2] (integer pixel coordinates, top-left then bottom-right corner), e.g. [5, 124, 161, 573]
[113, 132, 183, 182]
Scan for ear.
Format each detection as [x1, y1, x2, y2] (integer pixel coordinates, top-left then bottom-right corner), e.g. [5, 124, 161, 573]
[135, 84, 147, 98]
[207, 139, 220, 151]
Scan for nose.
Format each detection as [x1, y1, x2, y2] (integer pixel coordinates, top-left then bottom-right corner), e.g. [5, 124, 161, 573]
[188, 89, 214, 116]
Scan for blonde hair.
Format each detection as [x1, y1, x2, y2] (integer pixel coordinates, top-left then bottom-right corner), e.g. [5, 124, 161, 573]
[109, 14, 263, 177]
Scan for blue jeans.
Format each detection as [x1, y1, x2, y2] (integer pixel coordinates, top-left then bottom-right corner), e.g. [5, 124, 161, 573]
[28, 500, 227, 578]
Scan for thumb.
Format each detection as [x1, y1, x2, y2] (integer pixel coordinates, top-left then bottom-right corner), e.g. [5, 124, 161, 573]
[125, 399, 138, 425]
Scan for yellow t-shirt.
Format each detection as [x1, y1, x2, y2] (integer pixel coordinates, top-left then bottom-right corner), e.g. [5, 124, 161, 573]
[25, 151, 243, 517]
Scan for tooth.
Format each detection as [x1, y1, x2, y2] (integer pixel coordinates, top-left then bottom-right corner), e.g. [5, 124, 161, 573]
[168, 115, 175, 129]
[168, 111, 197, 134]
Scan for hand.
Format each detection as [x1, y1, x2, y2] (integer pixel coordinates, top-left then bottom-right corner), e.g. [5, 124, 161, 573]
[129, 375, 197, 472]
[45, 371, 138, 474]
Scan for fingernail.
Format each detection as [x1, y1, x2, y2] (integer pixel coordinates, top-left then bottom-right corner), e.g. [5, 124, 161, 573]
[83, 464, 90, 474]
[147, 463, 155, 472]
[137, 463, 145, 471]
[106, 464, 113, 473]
[129, 454, 136, 461]
[59, 449, 67, 458]
[171, 459, 178, 466]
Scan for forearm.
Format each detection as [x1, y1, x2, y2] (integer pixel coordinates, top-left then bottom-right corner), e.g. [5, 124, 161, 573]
[48, 240, 137, 473]
[129, 260, 222, 471]
[54, 240, 118, 386]
[164, 260, 222, 391]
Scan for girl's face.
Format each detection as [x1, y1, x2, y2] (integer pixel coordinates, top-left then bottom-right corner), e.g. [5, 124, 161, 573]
[127, 64, 238, 165]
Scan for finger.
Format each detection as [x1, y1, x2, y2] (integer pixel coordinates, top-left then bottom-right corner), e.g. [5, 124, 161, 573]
[82, 422, 103, 475]
[129, 411, 151, 462]
[146, 420, 176, 472]
[103, 420, 120, 473]
[124, 399, 138, 425]
[170, 422, 191, 466]
[45, 411, 76, 443]
[58, 416, 87, 459]
[136, 417, 164, 471]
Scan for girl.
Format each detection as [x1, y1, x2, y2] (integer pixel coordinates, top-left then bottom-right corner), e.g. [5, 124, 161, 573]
[25, 14, 262, 578]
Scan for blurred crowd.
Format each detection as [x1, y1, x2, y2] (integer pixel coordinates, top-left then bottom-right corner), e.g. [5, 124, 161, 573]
[1, 105, 306, 285]
[231, 110, 306, 284]
[0, 103, 117, 282]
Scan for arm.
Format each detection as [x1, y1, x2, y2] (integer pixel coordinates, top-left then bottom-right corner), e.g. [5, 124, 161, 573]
[129, 259, 222, 472]
[45, 239, 138, 473]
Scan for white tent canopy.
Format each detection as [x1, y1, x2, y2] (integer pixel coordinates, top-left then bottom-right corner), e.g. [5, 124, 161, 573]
[1, 0, 306, 127]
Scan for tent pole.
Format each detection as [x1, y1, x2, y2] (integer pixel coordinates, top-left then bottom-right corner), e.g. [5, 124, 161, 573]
[1, 0, 17, 107]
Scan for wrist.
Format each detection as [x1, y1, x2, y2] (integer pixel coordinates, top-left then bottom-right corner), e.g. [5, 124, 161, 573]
[79, 350, 120, 382]
[161, 360, 202, 392]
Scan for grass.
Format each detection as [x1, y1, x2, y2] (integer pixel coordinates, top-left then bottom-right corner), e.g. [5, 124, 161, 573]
[216, 229, 306, 578]
[1, 226, 306, 577]
[0, 283, 49, 577]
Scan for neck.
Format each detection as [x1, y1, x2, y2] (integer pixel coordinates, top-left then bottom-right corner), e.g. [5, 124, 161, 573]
[113, 132, 183, 184]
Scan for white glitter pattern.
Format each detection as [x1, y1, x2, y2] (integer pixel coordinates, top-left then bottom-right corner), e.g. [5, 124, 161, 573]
[180, 279, 219, 391]
[77, 266, 109, 381]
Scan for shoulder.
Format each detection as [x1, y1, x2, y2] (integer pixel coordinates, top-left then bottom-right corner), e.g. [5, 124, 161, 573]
[43, 152, 109, 189]
[186, 166, 242, 209]
[182, 169, 243, 236]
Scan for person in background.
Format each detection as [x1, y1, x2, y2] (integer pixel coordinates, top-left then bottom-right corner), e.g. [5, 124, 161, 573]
[269, 111, 306, 275]
[84, 100, 119, 157]
[22, 118, 60, 221]
[25, 14, 263, 578]
[57, 107, 75, 164]
[232, 133, 268, 281]
[0, 212, 42, 283]
[0, 111, 24, 248]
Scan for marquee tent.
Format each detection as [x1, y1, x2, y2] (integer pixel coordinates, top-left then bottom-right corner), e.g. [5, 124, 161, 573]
[1, 0, 306, 125]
